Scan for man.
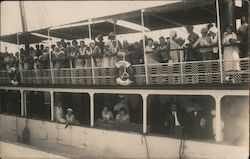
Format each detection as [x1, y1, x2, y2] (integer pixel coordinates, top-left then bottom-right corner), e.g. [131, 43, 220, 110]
[185, 25, 200, 61]
[237, 16, 248, 57]
[156, 36, 170, 63]
[65, 108, 79, 127]
[164, 102, 184, 137]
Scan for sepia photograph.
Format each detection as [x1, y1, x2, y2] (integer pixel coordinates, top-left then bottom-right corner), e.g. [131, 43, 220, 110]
[0, 0, 249, 158]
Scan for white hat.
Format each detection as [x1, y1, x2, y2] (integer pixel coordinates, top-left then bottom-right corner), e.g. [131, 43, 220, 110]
[170, 31, 177, 38]
[209, 27, 218, 34]
[67, 108, 73, 112]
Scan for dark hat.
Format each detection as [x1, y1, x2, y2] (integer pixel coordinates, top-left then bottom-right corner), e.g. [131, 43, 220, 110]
[185, 25, 194, 30]
[159, 36, 165, 40]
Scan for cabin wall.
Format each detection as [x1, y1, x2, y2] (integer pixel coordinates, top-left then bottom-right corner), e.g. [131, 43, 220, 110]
[0, 114, 248, 159]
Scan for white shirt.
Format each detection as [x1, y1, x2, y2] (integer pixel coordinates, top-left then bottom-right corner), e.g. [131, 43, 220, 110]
[172, 111, 180, 126]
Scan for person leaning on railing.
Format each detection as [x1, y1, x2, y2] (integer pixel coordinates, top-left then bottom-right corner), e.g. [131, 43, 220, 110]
[222, 24, 241, 83]
[185, 25, 200, 61]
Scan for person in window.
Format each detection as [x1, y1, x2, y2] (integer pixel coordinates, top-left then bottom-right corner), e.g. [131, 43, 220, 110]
[192, 28, 213, 61]
[9, 67, 20, 85]
[145, 38, 158, 64]
[116, 108, 130, 123]
[102, 107, 113, 121]
[237, 16, 248, 58]
[66, 108, 79, 126]
[222, 24, 241, 83]
[54, 102, 66, 123]
[164, 102, 183, 137]
[211, 110, 224, 141]
[114, 95, 129, 113]
[156, 36, 170, 63]
[208, 26, 219, 60]
[185, 25, 200, 61]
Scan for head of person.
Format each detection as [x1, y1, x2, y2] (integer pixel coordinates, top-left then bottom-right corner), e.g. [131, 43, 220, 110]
[70, 46, 76, 53]
[201, 28, 208, 37]
[60, 39, 65, 43]
[72, 40, 78, 47]
[159, 36, 165, 45]
[122, 40, 129, 48]
[225, 24, 234, 34]
[90, 41, 95, 48]
[207, 23, 214, 30]
[97, 34, 104, 42]
[66, 42, 71, 46]
[209, 27, 218, 36]
[51, 44, 56, 50]
[210, 110, 216, 116]
[67, 108, 73, 115]
[241, 16, 247, 25]
[170, 31, 177, 39]
[80, 41, 85, 47]
[147, 38, 153, 47]
[45, 46, 49, 52]
[153, 41, 159, 48]
[111, 40, 118, 48]
[40, 44, 44, 50]
[192, 100, 201, 111]
[119, 108, 126, 116]
[35, 44, 40, 49]
[134, 42, 140, 50]
[56, 41, 61, 47]
[108, 32, 115, 40]
[186, 25, 194, 33]
[103, 107, 108, 113]
[170, 103, 177, 112]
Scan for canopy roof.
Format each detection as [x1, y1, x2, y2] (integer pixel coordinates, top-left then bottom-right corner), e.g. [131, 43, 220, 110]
[1, 0, 244, 44]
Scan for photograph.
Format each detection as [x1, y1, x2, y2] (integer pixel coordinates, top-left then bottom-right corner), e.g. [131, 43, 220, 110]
[0, 0, 249, 158]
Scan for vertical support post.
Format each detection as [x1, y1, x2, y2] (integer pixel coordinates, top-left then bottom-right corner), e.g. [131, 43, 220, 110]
[141, 9, 149, 85]
[216, 0, 224, 83]
[88, 19, 96, 84]
[23, 90, 27, 116]
[214, 94, 222, 142]
[17, 33, 23, 84]
[142, 94, 147, 134]
[180, 51, 184, 84]
[48, 29, 55, 84]
[50, 91, 54, 121]
[69, 60, 74, 84]
[113, 20, 117, 35]
[20, 90, 24, 116]
[90, 92, 94, 127]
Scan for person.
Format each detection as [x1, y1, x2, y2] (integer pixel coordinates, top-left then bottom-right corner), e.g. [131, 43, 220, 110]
[52, 47, 65, 69]
[145, 38, 158, 63]
[208, 26, 219, 59]
[9, 67, 20, 85]
[54, 102, 66, 123]
[114, 95, 129, 113]
[169, 31, 181, 63]
[102, 44, 111, 67]
[222, 24, 241, 83]
[91, 41, 103, 67]
[65, 108, 79, 126]
[85, 44, 93, 67]
[156, 36, 170, 63]
[39, 46, 49, 69]
[185, 25, 200, 61]
[75, 40, 86, 68]
[34, 44, 42, 57]
[164, 102, 183, 137]
[116, 108, 130, 123]
[106, 32, 121, 66]
[193, 28, 213, 60]
[69, 46, 77, 68]
[211, 110, 224, 141]
[101, 107, 113, 121]
[237, 16, 248, 57]
[129, 42, 144, 65]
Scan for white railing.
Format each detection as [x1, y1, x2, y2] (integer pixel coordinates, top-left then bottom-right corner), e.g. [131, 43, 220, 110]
[0, 58, 249, 85]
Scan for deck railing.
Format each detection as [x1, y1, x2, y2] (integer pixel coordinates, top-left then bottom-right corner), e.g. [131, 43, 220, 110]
[0, 57, 249, 85]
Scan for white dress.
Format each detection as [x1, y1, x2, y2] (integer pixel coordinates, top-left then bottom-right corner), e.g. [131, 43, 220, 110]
[222, 32, 240, 71]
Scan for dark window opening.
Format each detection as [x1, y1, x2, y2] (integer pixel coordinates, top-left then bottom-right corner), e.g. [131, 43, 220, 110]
[0, 90, 21, 116]
[54, 92, 90, 126]
[26, 91, 50, 120]
[221, 96, 249, 146]
[94, 93, 143, 132]
[147, 95, 215, 140]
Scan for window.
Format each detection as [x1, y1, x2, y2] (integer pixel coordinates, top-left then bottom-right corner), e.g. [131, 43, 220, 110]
[221, 96, 249, 146]
[54, 92, 90, 126]
[147, 95, 215, 140]
[94, 93, 143, 132]
[0, 90, 21, 116]
[26, 91, 50, 120]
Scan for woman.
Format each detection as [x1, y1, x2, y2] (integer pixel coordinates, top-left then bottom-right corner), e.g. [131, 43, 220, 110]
[222, 24, 240, 83]
[102, 44, 111, 67]
[209, 26, 219, 59]
[116, 108, 130, 123]
[54, 102, 66, 123]
[66, 108, 79, 125]
[102, 107, 113, 121]
[109, 40, 119, 66]
[75, 40, 86, 68]
[91, 41, 103, 67]
[145, 38, 158, 64]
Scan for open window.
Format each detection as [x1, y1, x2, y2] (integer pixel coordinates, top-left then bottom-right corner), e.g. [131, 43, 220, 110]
[94, 93, 143, 132]
[221, 96, 249, 146]
[0, 90, 21, 116]
[25, 91, 50, 120]
[53, 92, 90, 126]
[147, 95, 215, 140]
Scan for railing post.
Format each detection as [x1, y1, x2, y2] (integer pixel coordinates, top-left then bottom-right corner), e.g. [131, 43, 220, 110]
[69, 60, 74, 84]
[142, 94, 148, 134]
[23, 90, 27, 116]
[48, 29, 55, 84]
[214, 94, 222, 142]
[50, 91, 54, 121]
[141, 9, 149, 85]
[17, 33, 23, 84]
[89, 92, 94, 127]
[180, 51, 184, 84]
[216, 0, 224, 83]
[88, 19, 96, 84]
[20, 90, 24, 117]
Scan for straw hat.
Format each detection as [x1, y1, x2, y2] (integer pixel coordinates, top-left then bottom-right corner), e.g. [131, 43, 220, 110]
[67, 108, 73, 113]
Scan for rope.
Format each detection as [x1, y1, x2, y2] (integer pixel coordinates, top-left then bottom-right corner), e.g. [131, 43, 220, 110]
[142, 134, 150, 159]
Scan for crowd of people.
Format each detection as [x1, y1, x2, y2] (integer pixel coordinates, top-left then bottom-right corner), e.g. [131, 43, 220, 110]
[0, 17, 248, 83]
